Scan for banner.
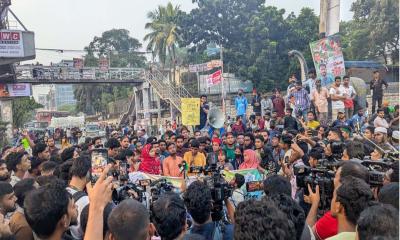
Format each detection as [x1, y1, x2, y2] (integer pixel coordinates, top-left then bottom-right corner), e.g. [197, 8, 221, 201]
[206, 69, 222, 87]
[73, 58, 84, 69]
[0, 30, 24, 57]
[128, 168, 264, 198]
[99, 57, 109, 71]
[310, 35, 345, 87]
[0, 84, 31, 97]
[181, 98, 200, 126]
[189, 60, 223, 73]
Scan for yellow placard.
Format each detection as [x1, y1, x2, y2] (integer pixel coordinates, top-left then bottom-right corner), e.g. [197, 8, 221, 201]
[181, 98, 200, 126]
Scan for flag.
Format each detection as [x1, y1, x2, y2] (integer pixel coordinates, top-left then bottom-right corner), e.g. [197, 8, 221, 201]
[206, 70, 222, 87]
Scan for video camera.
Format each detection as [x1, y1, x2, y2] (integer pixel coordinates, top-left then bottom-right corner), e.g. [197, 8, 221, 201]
[189, 163, 233, 221]
[294, 161, 336, 210]
[361, 159, 394, 187]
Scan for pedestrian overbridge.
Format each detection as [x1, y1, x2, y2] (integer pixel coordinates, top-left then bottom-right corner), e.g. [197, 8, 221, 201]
[14, 65, 146, 84]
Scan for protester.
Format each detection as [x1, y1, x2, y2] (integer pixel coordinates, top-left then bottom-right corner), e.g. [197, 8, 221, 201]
[370, 70, 388, 114]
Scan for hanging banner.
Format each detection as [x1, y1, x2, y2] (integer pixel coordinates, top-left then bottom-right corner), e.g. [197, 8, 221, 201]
[0, 84, 31, 98]
[206, 69, 222, 87]
[99, 57, 109, 71]
[181, 98, 200, 126]
[310, 35, 345, 87]
[73, 58, 84, 69]
[0, 30, 24, 57]
[189, 60, 223, 73]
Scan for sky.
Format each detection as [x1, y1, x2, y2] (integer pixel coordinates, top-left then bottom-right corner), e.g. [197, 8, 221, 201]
[12, 0, 356, 65]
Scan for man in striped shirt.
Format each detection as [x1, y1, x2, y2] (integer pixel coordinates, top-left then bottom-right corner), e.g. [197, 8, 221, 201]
[289, 81, 310, 121]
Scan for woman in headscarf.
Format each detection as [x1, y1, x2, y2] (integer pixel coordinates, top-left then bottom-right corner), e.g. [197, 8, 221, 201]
[138, 144, 161, 175]
[239, 149, 259, 169]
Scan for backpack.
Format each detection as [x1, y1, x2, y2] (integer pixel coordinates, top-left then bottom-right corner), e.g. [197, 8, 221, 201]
[72, 190, 87, 203]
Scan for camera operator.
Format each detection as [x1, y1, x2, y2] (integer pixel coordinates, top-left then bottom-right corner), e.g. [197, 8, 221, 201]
[323, 141, 344, 162]
[66, 156, 91, 240]
[228, 174, 245, 208]
[183, 181, 234, 240]
[305, 161, 369, 239]
[151, 192, 187, 240]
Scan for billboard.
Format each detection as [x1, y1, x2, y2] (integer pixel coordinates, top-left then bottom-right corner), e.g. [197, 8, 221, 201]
[0, 83, 32, 97]
[0, 30, 24, 57]
[310, 35, 345, 87]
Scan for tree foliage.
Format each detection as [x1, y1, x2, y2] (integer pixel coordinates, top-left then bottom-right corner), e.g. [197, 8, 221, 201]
[12, 97, 42, 128]
[74, 29, 146, 115]
[177, 1, 319, 91]
[341, 0, 399, 64]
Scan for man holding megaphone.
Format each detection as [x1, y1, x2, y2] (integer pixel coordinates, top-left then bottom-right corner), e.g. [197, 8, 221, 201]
[197, 95, 210, 130]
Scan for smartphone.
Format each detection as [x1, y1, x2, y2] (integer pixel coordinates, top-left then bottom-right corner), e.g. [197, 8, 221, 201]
[90, 148, 108, 184]
[246, 180, 264, 192]
[119, 162, 128, 178]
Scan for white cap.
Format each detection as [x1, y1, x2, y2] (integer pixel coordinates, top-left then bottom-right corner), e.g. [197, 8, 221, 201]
[374, 127, 387, 134]
[392, 130, 399, 140]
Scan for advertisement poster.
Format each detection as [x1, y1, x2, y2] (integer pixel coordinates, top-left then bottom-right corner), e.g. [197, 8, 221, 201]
[0, 30, 24, 57]
[206, 69, 222, 87]
[310, 35, 345, 87]
[181, 98, 200, 126]
[189, 60, 222, 73]
[0, 84, 31, 97]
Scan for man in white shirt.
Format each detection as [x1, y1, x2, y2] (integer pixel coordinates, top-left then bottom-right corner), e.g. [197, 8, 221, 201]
[229, 173, 245, 208]
[342, 76, 357, 119]
[373, 108, 389, 128]
[329, 76, 346, 121]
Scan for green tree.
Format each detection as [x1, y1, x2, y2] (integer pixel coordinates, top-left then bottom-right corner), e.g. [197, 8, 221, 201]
[344, 0, 399, 63]
[57, 104, 77, 114]
[178, 1, 319, 92]
[144, 2, 182, 82]
[74, 29, 146, 115]
[12, 97, 42, 128]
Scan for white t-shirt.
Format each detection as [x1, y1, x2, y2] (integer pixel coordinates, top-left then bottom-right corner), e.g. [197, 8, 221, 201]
[66, 187, 90, 240]
[342, 85, 356, 98]
[329, 86, 345, 109]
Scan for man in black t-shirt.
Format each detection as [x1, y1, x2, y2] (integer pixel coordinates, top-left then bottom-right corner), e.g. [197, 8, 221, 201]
[197, 95, 210, 130]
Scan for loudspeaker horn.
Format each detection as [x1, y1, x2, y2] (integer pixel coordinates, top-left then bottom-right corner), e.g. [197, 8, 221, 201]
[207, 107, 225, 129]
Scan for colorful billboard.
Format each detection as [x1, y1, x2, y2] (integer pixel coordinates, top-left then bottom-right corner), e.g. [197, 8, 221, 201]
[0, 83, 32, 97]
[310, 35, 345, 87]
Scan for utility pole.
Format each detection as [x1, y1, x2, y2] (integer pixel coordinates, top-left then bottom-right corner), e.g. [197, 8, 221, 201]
[220, 44, 225, 116]
[319, 0, 340, 37]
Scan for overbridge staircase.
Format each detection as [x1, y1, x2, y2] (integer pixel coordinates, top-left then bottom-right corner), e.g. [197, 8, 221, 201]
[145, 69, 192, 112]
[118, 68, 192, 126]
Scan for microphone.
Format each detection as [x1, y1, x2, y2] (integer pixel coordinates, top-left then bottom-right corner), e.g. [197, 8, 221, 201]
[179, 161, 187, 173]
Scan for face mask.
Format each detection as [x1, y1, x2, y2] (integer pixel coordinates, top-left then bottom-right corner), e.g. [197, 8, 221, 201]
[239, 93, 242, 96]
[235, 154, 242, 157]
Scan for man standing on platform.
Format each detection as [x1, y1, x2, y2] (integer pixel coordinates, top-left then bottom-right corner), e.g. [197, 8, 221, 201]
[370, 71, 388, 114]
[235, 89, 248, 126]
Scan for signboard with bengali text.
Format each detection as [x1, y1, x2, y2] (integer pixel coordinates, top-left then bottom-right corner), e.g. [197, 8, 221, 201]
[181, 98, 200, 126]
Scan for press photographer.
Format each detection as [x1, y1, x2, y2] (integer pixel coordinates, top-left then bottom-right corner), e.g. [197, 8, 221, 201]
[183, 181, 234, 240]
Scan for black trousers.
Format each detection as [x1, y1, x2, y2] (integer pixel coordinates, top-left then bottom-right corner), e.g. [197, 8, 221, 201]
[371, 95, 382, 114]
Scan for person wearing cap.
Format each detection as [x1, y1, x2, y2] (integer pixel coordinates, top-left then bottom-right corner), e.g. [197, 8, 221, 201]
[389, 130, 399, 151]
[207, 138, 222, 166]
[340, 126, 352, 142]
[235, 89, 248, 126]
[374, 108, 389, 129]
[373, 127, 396, 152]
[329, 76, 346, 121]
[288, 80, 310, 121]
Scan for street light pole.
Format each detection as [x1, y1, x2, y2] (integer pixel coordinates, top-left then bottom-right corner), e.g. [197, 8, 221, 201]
[220, 44, 225, 116]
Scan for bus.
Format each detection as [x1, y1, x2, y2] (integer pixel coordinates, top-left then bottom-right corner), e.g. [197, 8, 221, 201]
[35, 110, 69, 126]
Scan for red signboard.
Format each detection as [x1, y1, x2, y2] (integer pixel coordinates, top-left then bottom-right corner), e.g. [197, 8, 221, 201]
[206, 70, 222, 87]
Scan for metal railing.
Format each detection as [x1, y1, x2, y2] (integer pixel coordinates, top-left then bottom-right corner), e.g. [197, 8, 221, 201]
[145, 68, 192, 112]
[15, 65, 145, 81]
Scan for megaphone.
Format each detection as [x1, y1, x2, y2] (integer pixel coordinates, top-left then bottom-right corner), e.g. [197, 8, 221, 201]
[207, 107, 225, 129]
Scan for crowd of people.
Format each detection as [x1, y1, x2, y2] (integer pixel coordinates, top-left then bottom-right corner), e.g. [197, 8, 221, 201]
[0, 70, 398, 240]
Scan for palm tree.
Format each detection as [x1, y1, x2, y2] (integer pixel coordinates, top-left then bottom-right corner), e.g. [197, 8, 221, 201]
[144, 2, 181, 83]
